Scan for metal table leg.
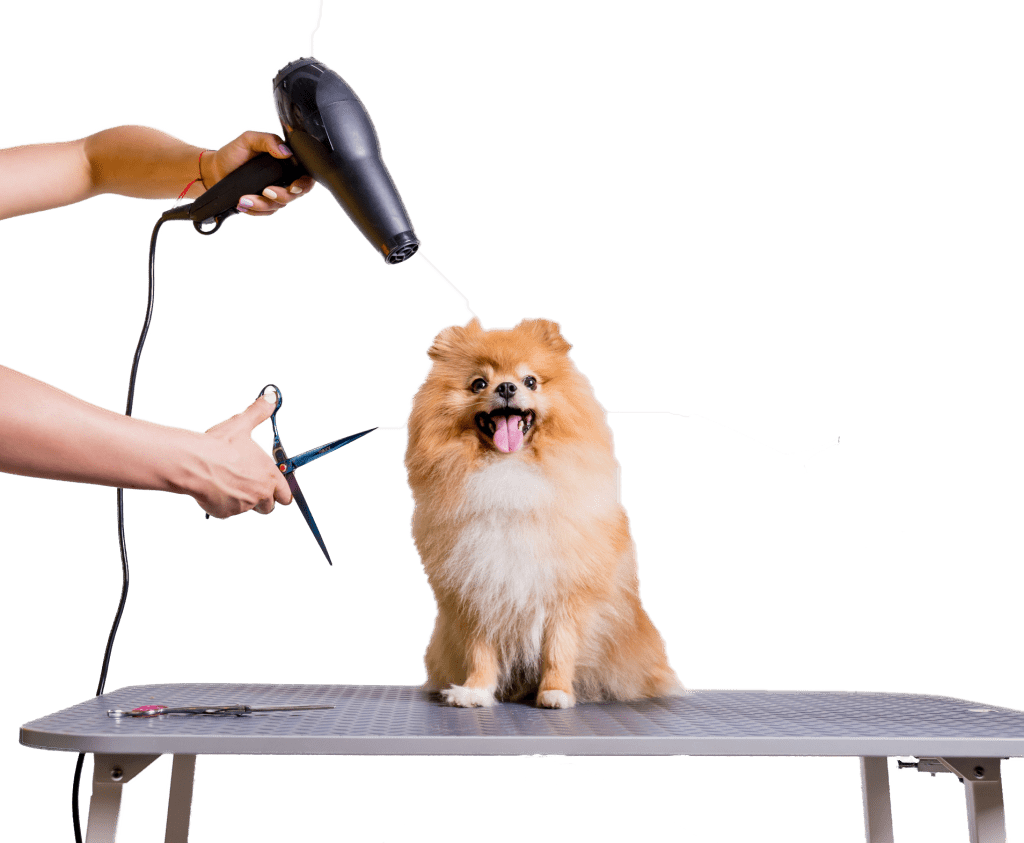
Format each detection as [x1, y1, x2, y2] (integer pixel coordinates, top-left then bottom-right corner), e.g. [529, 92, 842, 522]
[86, 754, 159, 843]
[937, 758, 1006, 843]
[861, 757, 895, 843]
[165, 755, 197, 843]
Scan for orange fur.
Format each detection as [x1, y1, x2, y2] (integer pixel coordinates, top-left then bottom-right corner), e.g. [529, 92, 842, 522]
[406, 318, 682, 708]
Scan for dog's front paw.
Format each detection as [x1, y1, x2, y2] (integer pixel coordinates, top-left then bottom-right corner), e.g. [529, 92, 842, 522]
[536, 689, 575, 709]
[441, 685, 497, 708]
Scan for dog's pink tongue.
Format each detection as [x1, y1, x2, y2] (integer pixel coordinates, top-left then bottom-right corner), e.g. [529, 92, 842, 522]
[493, 416, 523, 453]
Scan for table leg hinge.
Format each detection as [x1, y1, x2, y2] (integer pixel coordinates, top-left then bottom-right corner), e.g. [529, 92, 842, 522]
[898, 757, 1003, 784]
[897, 758, 951, 777]
[894, 757, 1007, 843]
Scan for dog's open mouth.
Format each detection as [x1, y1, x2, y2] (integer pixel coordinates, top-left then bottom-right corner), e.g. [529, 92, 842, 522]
[475, 408, 535, 454]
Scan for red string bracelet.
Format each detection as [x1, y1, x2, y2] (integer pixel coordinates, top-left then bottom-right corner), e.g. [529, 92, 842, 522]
[175, 149, 204, 200]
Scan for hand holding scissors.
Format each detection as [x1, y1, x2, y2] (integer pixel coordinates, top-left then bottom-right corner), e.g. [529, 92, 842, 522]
[202, 385, 373, 563]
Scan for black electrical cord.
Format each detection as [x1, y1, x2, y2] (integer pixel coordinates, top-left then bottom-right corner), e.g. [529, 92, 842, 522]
[72, 215, 167, 843]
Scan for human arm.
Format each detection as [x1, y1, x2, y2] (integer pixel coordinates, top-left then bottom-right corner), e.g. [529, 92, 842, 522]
[0, 365, 292, 518]
[0, 126, 315, 220]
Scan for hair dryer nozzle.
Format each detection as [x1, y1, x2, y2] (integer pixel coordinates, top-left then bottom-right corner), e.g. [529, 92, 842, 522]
[275, 58, 419, 264]
[384, 231, 419, 264]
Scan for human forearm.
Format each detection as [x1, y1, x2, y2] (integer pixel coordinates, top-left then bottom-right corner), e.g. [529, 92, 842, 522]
[1, 125, 312, 221]
[0, 364, 203, 492]
[0, 127, 203, 220]
[0, 365, 291, 517]
[83, 125, 206, 200]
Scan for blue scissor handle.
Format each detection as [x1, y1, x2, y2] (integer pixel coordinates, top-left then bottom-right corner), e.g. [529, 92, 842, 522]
[262, 383, 290, 469]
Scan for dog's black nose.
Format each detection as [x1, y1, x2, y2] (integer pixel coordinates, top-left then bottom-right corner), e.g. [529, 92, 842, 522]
[496, 382, 517, 399]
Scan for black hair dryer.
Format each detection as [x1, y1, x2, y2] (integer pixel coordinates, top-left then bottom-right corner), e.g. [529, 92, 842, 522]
[165, 58, 419, 264]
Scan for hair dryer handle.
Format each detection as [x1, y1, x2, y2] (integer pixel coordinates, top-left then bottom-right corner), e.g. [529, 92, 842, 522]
[164, 153, 308, 232]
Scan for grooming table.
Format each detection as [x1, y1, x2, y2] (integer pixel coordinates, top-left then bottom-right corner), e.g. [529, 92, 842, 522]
[20, 683, 1024, 842]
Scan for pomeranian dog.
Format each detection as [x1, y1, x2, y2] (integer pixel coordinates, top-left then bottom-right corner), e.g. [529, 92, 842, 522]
[405, 318, 682, 708]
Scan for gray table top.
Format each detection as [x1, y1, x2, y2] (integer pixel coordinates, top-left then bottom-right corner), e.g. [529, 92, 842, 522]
[20, 684, 1024, 758]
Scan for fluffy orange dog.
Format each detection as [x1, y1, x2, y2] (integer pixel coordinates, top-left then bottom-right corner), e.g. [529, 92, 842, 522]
[406, 318, 682, 708]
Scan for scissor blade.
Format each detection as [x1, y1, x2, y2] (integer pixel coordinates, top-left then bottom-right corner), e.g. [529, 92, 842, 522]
[287, 473, 332, 566]
[284, 428, 376, 473]
[250, 704, 335, 713]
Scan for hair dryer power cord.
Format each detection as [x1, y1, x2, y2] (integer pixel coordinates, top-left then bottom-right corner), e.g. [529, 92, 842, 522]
[71, 214, 167, 843]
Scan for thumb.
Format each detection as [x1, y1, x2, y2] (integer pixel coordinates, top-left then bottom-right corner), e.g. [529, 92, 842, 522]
[240, 387, 279, 432]
[239, 130, 292, 159]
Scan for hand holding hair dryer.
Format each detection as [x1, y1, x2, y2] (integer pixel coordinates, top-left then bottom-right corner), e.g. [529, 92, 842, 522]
[165, 58, 419, 264]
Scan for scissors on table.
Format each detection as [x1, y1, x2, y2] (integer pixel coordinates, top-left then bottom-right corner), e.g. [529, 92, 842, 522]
[258, 383, 375, 565]
[108, 704, 334, 718]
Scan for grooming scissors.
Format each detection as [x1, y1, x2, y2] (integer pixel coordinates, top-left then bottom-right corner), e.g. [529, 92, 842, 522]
[108, 704, 334, 718]
[261, 383, 375, 565]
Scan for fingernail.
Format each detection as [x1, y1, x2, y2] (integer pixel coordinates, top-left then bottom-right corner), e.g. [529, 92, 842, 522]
[263, 188, 278, 201]
[238, 198, 254, 208]
[289, 185, 303, 195]
[263, 388, 278, 405]
[279, 144, 292, 156]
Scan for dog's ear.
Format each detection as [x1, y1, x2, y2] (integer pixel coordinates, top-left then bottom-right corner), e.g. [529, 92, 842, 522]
[428, 318, 483, 361]
[519, 319, 571, 354]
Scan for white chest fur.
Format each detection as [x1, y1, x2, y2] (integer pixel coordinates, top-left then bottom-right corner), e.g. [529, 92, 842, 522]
[445, 458, 558, 643]
[460, 457, 556, 515]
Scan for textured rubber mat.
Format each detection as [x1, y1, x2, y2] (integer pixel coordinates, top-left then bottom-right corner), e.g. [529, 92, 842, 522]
[20, 684, 1024, 757]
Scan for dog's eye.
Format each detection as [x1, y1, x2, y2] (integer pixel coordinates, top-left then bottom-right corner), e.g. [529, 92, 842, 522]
[471, 378, 487, 393]
[524, 376, 538, 391]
